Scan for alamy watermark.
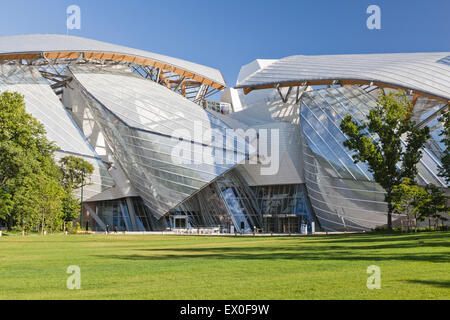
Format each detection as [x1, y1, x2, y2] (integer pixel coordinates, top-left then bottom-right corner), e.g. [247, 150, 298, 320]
[66, 265, 81, 290]
[366, 5, 381, 30]
[366, 265, 381, 290]
[67, 5, 81, 32]
[171, 122, 280, 176]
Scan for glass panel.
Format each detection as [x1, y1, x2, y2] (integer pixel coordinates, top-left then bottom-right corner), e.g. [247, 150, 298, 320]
[67, 65, 255, 218]
[301, 86, 447, 232]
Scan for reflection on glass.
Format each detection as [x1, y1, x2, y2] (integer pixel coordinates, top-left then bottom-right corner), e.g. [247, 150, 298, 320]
[69, 65, 252, 219]
[300, 86, 446, 232]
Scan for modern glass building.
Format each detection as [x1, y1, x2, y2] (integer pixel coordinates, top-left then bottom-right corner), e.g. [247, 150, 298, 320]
[0, 34, 448, 232]
[232, 55, 449, 231]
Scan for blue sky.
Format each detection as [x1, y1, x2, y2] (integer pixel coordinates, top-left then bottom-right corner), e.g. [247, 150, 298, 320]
[0, 0, 448, 86]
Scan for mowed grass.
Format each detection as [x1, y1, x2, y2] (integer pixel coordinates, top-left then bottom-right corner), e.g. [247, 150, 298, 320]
[0, 232, 449, 300]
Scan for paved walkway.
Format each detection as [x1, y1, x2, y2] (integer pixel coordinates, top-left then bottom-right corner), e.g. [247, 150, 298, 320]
[84, 231, 365, 237]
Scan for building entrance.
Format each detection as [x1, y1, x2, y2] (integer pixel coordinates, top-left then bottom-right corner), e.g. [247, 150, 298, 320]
[263, 215, 301, 234]
[173, 216, 188, 229]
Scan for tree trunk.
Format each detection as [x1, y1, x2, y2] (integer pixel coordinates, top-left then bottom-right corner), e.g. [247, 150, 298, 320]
[387, 202, 393, 231]
[41, 211, 45, 236]
[386, 190, 393, 231]
[7, 216, 13, 231]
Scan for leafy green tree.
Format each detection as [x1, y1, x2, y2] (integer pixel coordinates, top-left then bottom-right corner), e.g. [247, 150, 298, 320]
[420, 184, 448, 229]
[12, 158, 66, 234]
[59, 156, 95, 190]
[438, 111, 450, 184]
[340, 91, 431, 230]
[37, 176, 65, 234]
[0, 91, 63, 231]
[393, 178, 430, 232]
[0, 191, 13, 222]
[0, 92, 56, 158]
[59, 155, 94, 228]
[61, 187, 81, 232]
[0, 142, 26, 188]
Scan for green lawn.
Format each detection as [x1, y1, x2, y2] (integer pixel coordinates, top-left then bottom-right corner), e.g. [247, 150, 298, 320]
[0, 232, 449, 300]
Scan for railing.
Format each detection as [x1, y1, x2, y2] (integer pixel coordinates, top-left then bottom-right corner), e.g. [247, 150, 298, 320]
[174, 228, 221, 235]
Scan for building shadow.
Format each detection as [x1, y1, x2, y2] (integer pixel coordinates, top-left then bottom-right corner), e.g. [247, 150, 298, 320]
[92, 232, 450, 264]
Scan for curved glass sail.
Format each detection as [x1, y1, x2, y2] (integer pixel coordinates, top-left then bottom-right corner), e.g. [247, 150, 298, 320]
[300, 86, 446, 231]
[68, 65, 254, 218]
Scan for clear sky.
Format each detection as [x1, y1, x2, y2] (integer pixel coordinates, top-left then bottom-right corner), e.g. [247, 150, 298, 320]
[0, 0, 448, 87]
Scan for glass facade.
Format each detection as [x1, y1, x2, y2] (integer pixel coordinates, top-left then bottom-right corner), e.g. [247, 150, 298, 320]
[252, 184, 314, 233]
[420, 104, 447, 160]
[91, 197, 167, 232]
[131, 197, 168, 231]
[300, 86, 446, 231]
[68, 65, 253, 219]
[169, 170, 261, 233]
[169, 172, 316, 234]
[4, 62, 445, 233]
[96, 199, 132, 231]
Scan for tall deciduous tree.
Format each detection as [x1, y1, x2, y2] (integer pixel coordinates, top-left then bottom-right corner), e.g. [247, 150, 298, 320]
[0, 91, 63, 231]
[340, 91, 431, 230]
[392, 178, 429, 232]
[0, 191, 13, 222]
[59, 155, 94, 229]
[0, 142, 25, 188]
[61, 187, 81, 232]
[420, 184, 448, 229]
[59, 156, 94, 190]
[36, 176, 65, 234]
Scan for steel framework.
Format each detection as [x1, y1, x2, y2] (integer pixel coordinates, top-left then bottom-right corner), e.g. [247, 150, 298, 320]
[0, 52, 223, 104]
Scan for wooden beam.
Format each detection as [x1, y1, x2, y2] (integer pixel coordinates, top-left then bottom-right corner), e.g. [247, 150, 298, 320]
[182, 82, 186, 97]
[241, 79, 449, 103]
[0, 51, 225, 91]
[45, 52, 79, 60]
[411, 94, 420, 107]
[158, 70, 171, 89]
[0, 53, 39, 61]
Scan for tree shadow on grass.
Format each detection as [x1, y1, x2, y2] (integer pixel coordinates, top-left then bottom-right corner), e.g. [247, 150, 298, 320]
[92, 232, 450, 264]
[219, 232, 450, 247]
[93, 249, 449, 264]
[406, 280, 450, 288]
[136, 241, 449, 252]
[306, 232, 450, 244]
